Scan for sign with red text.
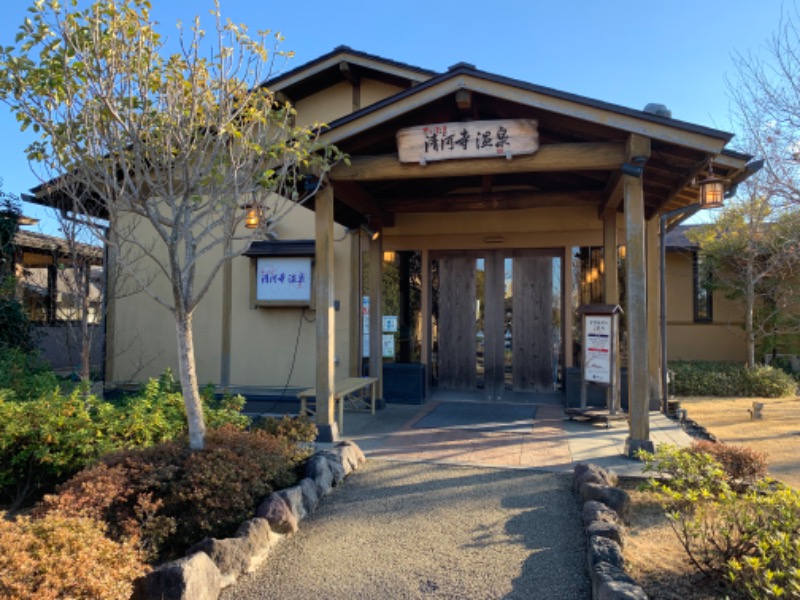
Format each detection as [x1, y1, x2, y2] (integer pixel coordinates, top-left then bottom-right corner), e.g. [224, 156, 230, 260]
[397, 119, 538, 164]
[583, 315, 612, 384]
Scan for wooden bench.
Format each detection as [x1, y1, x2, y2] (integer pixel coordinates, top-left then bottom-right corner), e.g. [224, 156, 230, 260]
[297, 377, 378, 434]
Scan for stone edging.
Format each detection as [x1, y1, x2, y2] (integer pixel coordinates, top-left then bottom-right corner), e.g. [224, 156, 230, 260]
[131, 440, 366, 600]
[573, 463, 648, 600]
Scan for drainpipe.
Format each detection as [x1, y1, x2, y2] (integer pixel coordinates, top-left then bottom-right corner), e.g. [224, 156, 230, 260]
[659, 204, 700, 414]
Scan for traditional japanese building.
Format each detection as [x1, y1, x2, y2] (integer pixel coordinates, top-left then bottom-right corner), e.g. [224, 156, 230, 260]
[32, 47, 756, 452]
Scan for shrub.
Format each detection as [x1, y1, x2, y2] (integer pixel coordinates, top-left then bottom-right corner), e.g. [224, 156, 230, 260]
[252, 413, 318, 446]
[691, 441, 767, 488]
[39, 426, 303, 562]
[0, 512, 147, 600]
[0, 349, 58, 402]
[0, 391, 117, 511]
[669, 361, 796, 398]
[641, 443, 800, 598]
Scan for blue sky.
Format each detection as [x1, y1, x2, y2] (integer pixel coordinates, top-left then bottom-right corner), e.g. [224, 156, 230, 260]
[0, 0, 789, 233]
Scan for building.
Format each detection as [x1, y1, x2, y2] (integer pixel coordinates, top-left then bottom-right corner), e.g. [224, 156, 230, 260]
[28, 47, 757, 451]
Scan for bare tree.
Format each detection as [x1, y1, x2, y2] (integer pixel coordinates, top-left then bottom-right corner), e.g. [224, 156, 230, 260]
[0, 0, 341, 449]
[688, 174, 800, 368]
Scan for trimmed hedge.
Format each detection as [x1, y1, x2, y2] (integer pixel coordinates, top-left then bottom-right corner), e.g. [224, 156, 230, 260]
[37, 426, 305, 562]
[669, 361, 797, 398]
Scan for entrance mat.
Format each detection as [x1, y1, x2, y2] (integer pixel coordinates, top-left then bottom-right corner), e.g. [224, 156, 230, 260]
[412, 402, 537, 433]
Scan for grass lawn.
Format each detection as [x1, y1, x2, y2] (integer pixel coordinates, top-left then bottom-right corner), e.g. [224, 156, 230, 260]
[678, 395, 800, 489]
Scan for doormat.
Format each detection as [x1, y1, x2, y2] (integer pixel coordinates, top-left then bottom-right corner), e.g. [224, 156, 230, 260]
[412, 402, 537, 433]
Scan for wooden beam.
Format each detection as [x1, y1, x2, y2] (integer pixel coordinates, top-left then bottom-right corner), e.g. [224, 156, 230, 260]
[599, 172, 623, 217]
[382, 189, 603, 213]
[622, 134, 652, 457]
[330, 180, 394, 227]
[339, 61, 361, 112]
[315, 184, 338, 442]
[330, 142, 625, 181]
[650, 158, 708, 218]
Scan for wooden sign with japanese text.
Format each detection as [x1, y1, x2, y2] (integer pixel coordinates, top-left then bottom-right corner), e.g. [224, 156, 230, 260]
[397, 119, 538, 164]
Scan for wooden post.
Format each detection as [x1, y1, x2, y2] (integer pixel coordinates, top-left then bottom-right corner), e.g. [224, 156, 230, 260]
[420, 249, 431, 398]
[603, 210, 619, 305]
[348, 232, 360, 377]
[623, 134, 654, 458]
[646, 218, 662, 410]
[369, 231, 383, 401]
[484, 250, 505, 401]
[563, 246, 574, 369]
[314, 184, 338, 442]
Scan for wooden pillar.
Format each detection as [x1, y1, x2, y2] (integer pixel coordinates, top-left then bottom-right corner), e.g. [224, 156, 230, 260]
[484, 250, 505, 401]
[603, 210, 619, 305]
[314, 184, 338, 442]
[563, 246, 574, 369]
[623, 134, 654, 458]
[348, 232, 361, 377]
[420, 249, 431, 398]
[368, 231, 383, 400]
[646, 218, 662, 410]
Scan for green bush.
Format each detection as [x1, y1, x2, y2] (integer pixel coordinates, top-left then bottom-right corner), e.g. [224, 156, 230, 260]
[641, 444, 800, 598]
[0, 349, 59, 402]
[39, 426, 304, 562]
[252, 414, 318, 446]
[0, 511, 147, 600]
[669, 361, 796, 398]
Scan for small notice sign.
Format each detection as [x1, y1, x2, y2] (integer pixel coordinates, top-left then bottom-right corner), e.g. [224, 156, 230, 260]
[583, 315, 612, 384]
[397, 119, 538, 164]
[382, 334, 395, 358]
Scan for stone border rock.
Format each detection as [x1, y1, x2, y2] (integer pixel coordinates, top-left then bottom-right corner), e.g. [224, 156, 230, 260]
[573, 463, 648, 600]
[131, 440, 366, 600]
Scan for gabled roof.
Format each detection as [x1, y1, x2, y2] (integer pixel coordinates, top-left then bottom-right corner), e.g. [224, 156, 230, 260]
[264, 46, 437, 102]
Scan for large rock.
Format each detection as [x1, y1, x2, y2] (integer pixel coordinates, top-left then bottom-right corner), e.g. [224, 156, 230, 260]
[255, 493, 298, 535]
[235, 518, 273, 573]
[299, 477, 320, 515]
[277, 485, 308, 522]
[573, 463, 619, 494]
[319, 449, 348, 482]
[597, 580, 649, 600]
[132, 552, 221, 600]
[580, 483, 631, 523]
[335, 441, 366, 471]
[587, 535, 624, 570]
[590, 561, 636, 600]
[582, 500, 621, 527]
[586, 519, 625, 547]
[305, 454, 335, 496]
[186, 537, 249, 588]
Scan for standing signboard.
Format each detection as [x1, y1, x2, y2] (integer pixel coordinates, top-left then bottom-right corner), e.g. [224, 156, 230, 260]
[578, 304, 623, 414]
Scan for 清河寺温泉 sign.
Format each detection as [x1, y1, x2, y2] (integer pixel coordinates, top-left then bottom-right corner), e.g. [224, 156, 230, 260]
[396, 119, 538, 164]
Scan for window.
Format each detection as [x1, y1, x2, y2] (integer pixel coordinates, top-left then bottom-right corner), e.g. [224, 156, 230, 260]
[693, 252, 713, 322]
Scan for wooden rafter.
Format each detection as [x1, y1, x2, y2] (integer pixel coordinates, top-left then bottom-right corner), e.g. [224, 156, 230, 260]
[330, 142, 624, 181]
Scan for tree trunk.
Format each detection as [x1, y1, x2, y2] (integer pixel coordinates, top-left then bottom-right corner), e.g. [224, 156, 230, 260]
[176, 311, 206, 450]
[746, 260, 756, 369]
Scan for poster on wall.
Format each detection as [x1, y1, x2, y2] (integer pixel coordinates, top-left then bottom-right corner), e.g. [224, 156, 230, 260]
[382, 334, 396, 358]
[583, 315, 612, 384]
[256, 257, 312, 305]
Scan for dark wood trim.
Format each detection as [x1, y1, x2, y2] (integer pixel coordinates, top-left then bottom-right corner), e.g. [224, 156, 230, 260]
[382, 189, 602, 213]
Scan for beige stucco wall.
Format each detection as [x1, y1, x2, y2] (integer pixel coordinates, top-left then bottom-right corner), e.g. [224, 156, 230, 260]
[665, 250, 747, 362]
[293, 79, 404, 126]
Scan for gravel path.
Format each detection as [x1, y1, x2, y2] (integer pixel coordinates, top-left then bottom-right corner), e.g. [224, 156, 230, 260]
[223, 461, 590, 600]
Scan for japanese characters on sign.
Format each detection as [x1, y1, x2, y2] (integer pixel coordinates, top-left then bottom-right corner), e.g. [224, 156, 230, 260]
[256, 257, 312, 305]
[583, 315, 613, 385]
[396, 119, 538, 164]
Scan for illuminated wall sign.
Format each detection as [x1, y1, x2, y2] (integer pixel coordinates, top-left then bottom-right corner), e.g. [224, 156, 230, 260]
[396, 119, 538, 164]
[255, 256, 312, 306]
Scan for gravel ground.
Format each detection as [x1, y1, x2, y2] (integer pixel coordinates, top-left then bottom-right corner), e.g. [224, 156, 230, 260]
[222, 460, 590, 600]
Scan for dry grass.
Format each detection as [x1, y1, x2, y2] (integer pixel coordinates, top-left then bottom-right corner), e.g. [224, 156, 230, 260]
[679, 395, 800, 489]
[623, 396, 800, 598]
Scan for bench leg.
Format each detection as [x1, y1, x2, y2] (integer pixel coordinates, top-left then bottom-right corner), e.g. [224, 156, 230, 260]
[370, 383, 376, 415]
[338, 396, 344, 434]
